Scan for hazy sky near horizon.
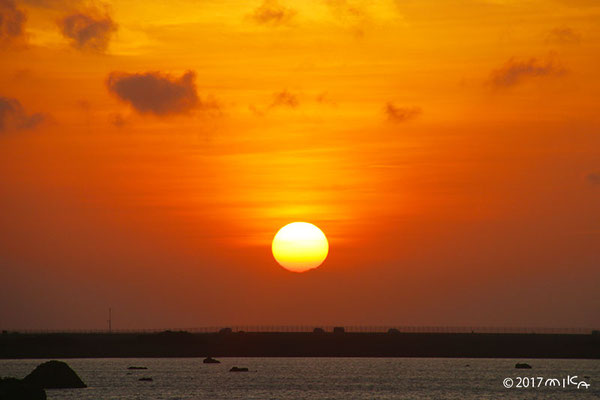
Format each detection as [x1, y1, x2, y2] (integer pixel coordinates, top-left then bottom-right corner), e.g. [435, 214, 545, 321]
[1, 0, 599, 330]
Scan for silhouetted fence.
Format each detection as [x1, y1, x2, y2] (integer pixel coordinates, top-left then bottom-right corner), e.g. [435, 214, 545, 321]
[3, 325, 596, 335]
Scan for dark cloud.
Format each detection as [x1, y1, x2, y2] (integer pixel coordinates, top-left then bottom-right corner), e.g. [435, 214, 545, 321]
[106, 70, 202, 116]
[0, 97, 44, 132]
[489, 57, 566, 88]
[0, 0, 27, 46]
[271, 90, 299, 108]
[24, 0, 84, 7]
[251, 0, 295, 25]
[385, 103, 421, 123]
[587, 173, 600, 185]
[546, 27, 581, 45]
[59, 11, 116, 52]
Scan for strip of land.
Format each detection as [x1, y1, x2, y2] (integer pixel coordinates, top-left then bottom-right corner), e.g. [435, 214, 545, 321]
[2, 331, 599, 359]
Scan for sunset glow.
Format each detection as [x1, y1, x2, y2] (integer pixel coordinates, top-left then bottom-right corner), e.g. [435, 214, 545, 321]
[0, 0, 599, 331]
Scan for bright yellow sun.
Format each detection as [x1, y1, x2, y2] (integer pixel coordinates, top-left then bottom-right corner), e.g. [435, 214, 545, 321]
[272, 222, 329, 273]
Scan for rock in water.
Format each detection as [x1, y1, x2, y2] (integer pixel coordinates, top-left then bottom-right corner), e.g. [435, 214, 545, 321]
[515, 363, 532, 369]
[0, 377, 46, 400]
[24, 361, 87, 389]
[203, 357, 220, 364]
[229, 367, 249, 372]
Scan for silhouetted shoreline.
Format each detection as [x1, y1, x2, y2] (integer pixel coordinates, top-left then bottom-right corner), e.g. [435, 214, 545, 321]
[2, 331, 598, 359]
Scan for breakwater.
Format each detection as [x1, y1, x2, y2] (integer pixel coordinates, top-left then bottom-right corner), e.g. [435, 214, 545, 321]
[2, 330, 598, 359]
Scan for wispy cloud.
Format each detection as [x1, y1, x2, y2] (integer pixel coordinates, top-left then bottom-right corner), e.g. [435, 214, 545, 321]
[249, 89, 301, 116]
[23, 0, 84, 7]
[316, 92, 337, 106]
[106, 70, 204, 116]
[271, 90, 299, 108]
[250, 0, 295, 26]
[0, 0, 27, 46]
[546, 27, 581, 45]
[385, 103, 421, 123]
[0, 96, 44, 132]
[59, 9, 117, 52]
[324, 0, 369, 36]
[325, 0, 366, 19]
[587, 172, 600, 185]
[489, 56, 567, 88]
[109, 112, 127, 128]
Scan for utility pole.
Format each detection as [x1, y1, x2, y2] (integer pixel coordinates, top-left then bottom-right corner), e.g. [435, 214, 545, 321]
[108, 308, 112, 333]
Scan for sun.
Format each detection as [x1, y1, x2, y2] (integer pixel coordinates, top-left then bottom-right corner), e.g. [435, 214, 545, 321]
[272, 222, 329, 273]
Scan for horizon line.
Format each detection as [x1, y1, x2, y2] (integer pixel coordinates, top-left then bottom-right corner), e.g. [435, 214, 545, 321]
[3, 325, 598, 335]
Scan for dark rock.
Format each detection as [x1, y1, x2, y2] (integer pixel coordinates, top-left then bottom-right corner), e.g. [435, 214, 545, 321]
[127, 366, 147, 370]
[515, 363, 532, 369]
[24, 360, 86, 389]
[0, 377, 46, 400]
[229, 367, 249, 372]
[138, 377, 153, 382]
[203, 357, 220, 364]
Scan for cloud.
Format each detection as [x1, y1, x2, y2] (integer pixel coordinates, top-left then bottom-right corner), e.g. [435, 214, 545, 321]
[546, 27, 581, 45]
[106, 70, 203, 116]
[587, 173, 600, 185]
[23, 0, 85, 7]
[385, 103, 421, 123]
[324, 0, 369, 36]
[109, 112, 127, 128]
[251, 0, 295, 25]
[0, 97, 44, 132]
[325, 0, 366, 19]
[489, 56, 566, 88]
[316, 92, 337, 106]
[0, 0, 27, 46]
[249, 90, 300, 116]
[271, 90, 299, 108]
[59, 10, 116, 52]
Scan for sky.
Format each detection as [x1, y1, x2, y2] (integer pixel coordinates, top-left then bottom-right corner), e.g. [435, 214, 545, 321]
[1, 0, 599, 330]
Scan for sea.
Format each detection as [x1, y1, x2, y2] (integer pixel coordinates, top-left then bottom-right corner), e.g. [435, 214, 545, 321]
[1, 357, 598, 399]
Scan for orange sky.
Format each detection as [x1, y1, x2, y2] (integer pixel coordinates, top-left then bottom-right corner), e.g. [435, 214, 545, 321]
[1, 0, 599, 330]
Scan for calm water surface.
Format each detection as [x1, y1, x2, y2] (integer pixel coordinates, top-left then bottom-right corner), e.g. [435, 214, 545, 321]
[1, 357, 598, 399]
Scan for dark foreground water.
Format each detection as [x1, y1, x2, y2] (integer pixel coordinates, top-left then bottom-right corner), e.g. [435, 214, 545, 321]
[1, 357, 598, 399]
